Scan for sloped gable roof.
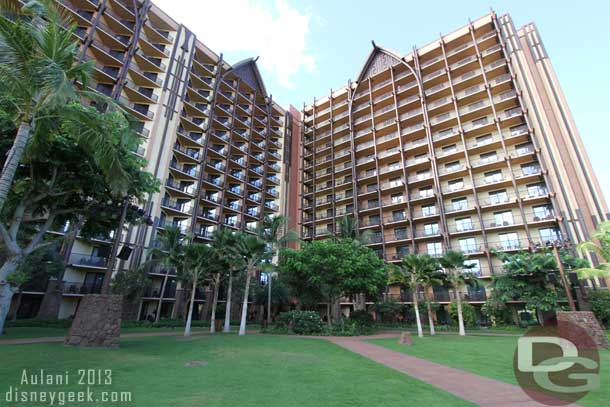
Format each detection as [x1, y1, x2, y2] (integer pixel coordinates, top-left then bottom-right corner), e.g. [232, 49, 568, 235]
[228, 57, 267, 96]
[355, 41, 403, 83]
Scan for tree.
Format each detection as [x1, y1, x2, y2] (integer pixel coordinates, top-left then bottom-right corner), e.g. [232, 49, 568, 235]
[336, 215, 371, 243]
[393, 254, 441, 337]
[0, 0, 132, 213]
[440, 250, 479, 336]
[234, 233, 269, 336]
[280, 239, 386, 327]
[144, 227, 186, 323]
[256, 215, 298, 325]
[576, 221, 610, 281]
[210, 227, 242, 333]
[0, 107, 157, 335]
[490, 249, 584, 323]
[179, 243, 212, 336]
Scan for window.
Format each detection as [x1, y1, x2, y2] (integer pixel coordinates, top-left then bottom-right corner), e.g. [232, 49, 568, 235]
[445, 161, 462, 173]
[527, 183, 548, 198]
[367, 199, 379, 208]
[419, 186, 433, 198]
[533, 205, 554, 221]
[493, 210, 514, 226]
[475, 134, 493, 147]
[468, 100, 485, 111]
[489, 190, 509, 205]
[422, 204, 436, 216]
[455, 217, 473, 232]
[414, 154, 427, 164]
[392, 210, 406, 222]
[396, 246, 409, 258]
[539, 227, 561, 243]
[521, 163, 540, 176]
[224, 215, 237, 227]
[472, 116, 489, 127]
[442, 144, 457, 155]
[416, 169, 431, 180]
[484, 170, 503, 184]
[448, 178, 464, 191]
[389, 177, 402, 188]
[464, 259, 482, 276]
[448, 199, 466, 213]
[424, 223, 439, 236]
[367, 183, 378, 192]
[388, 161, 401, 171]
[427, 242, 443, 257]
[438, 128, 454, 138]
[394, 227, 408, 240]
[391, 193, 403, 204]
[365, 168, 377, 177]
[480, 151, 498, 164]
[515, 143, 533, 156]
[499, 232, 520, 250]
[369, 215, 380, 225]
[459, 237, 478, 254]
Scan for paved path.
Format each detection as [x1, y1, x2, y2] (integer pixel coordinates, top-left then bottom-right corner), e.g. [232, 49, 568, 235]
[326, 334, 580, 407]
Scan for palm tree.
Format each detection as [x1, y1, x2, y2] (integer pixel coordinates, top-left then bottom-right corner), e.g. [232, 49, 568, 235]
[401, 254, 442, 336]
[397, 254, 426, 337]
[336, 215, 371, 243]
[256, 216, 298, 325]
[576, 221, 610, 281]
[234, 233, 269, 336]
[0, 0, 131, 213]
[180, 243, 213, 337]
[440, 250, 479, 336]
[146, 227, 186, 322]
[211, 227, 243, 333]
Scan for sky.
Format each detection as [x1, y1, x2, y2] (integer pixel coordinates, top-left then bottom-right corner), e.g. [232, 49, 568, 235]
[154, 0, 610, 205]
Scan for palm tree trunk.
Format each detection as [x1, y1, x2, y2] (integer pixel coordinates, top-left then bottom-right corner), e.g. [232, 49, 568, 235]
[184, 276, 198, 337]
[210, 275, 220, 333]
[223, 272, 233, 333]
[0, 257, 21, 335]
[238, 267, 253, 336]
[326, 298, 332, 328]
[454, 286, 466, 336]
[424, 289, 435, 335]
[266, 274, 272, 326]
[412, 289, 423, 338]
[0, 121, 31, 213]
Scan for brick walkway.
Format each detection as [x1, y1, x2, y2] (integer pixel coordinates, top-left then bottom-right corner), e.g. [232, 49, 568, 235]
[327, 335, 581, 407]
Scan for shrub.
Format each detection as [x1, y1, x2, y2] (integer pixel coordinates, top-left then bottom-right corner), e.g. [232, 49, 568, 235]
[274, 310, 324, 335]
[447, 301, 477, 327]
[326, 318, 358, 336]
[481, 300, 514, 326]
[5, 318, 72, 328]
[349, 310, 375, 334]
[373, 300, 406, 322]
[589, 290, 610, 328]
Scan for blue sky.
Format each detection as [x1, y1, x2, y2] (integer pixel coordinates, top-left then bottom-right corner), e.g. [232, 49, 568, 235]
[156, 0, 609, 204]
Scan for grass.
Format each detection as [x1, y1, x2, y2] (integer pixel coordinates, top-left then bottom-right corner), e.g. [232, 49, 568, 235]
[0, 334, 475, 407]
[369, 334, 610, 407]
[0, 325, 261, 340]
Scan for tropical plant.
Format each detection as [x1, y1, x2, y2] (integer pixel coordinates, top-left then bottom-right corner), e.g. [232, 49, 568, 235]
[234, 233, 269, 336]
[280, 239, 386, 327]
[576, 221, 610, 281]
[335, 215, 371, 243]
[588, 290, 610, 328]
[398, 254, 442, 336]
[256, 215, 298, 324]
[0, 0, 133, 213]
[145, 227, 186, 323]
[179, 243, 212, 336]
[439, 250, 479, 336]
[210, 227, 242, 333]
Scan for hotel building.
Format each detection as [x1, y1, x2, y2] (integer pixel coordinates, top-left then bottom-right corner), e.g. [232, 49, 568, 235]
[298, 12, 608, 304]
[9, 0, 292, 321]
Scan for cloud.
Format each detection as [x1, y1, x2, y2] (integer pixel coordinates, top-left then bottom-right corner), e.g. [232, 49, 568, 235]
[152, 0, 317, 88]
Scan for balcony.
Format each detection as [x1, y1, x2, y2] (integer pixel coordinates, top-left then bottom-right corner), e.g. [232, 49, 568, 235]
[161, 197, 193, 215]
[68, 252, 108, 269]
[62, 281, 103, 295]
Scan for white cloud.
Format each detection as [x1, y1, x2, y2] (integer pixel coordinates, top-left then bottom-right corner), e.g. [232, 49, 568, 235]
[152, 0, 317, 88]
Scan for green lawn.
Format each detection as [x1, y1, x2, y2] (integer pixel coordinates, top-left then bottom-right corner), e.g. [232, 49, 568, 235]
[0, 325, 261, 340]
[0, 334, 475, 407]
[369, 335, 610, 407]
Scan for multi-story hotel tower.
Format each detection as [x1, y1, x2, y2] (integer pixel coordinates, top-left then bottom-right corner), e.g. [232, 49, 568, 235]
[298, 12, 608, 296]
[9, 0, 293, 321]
